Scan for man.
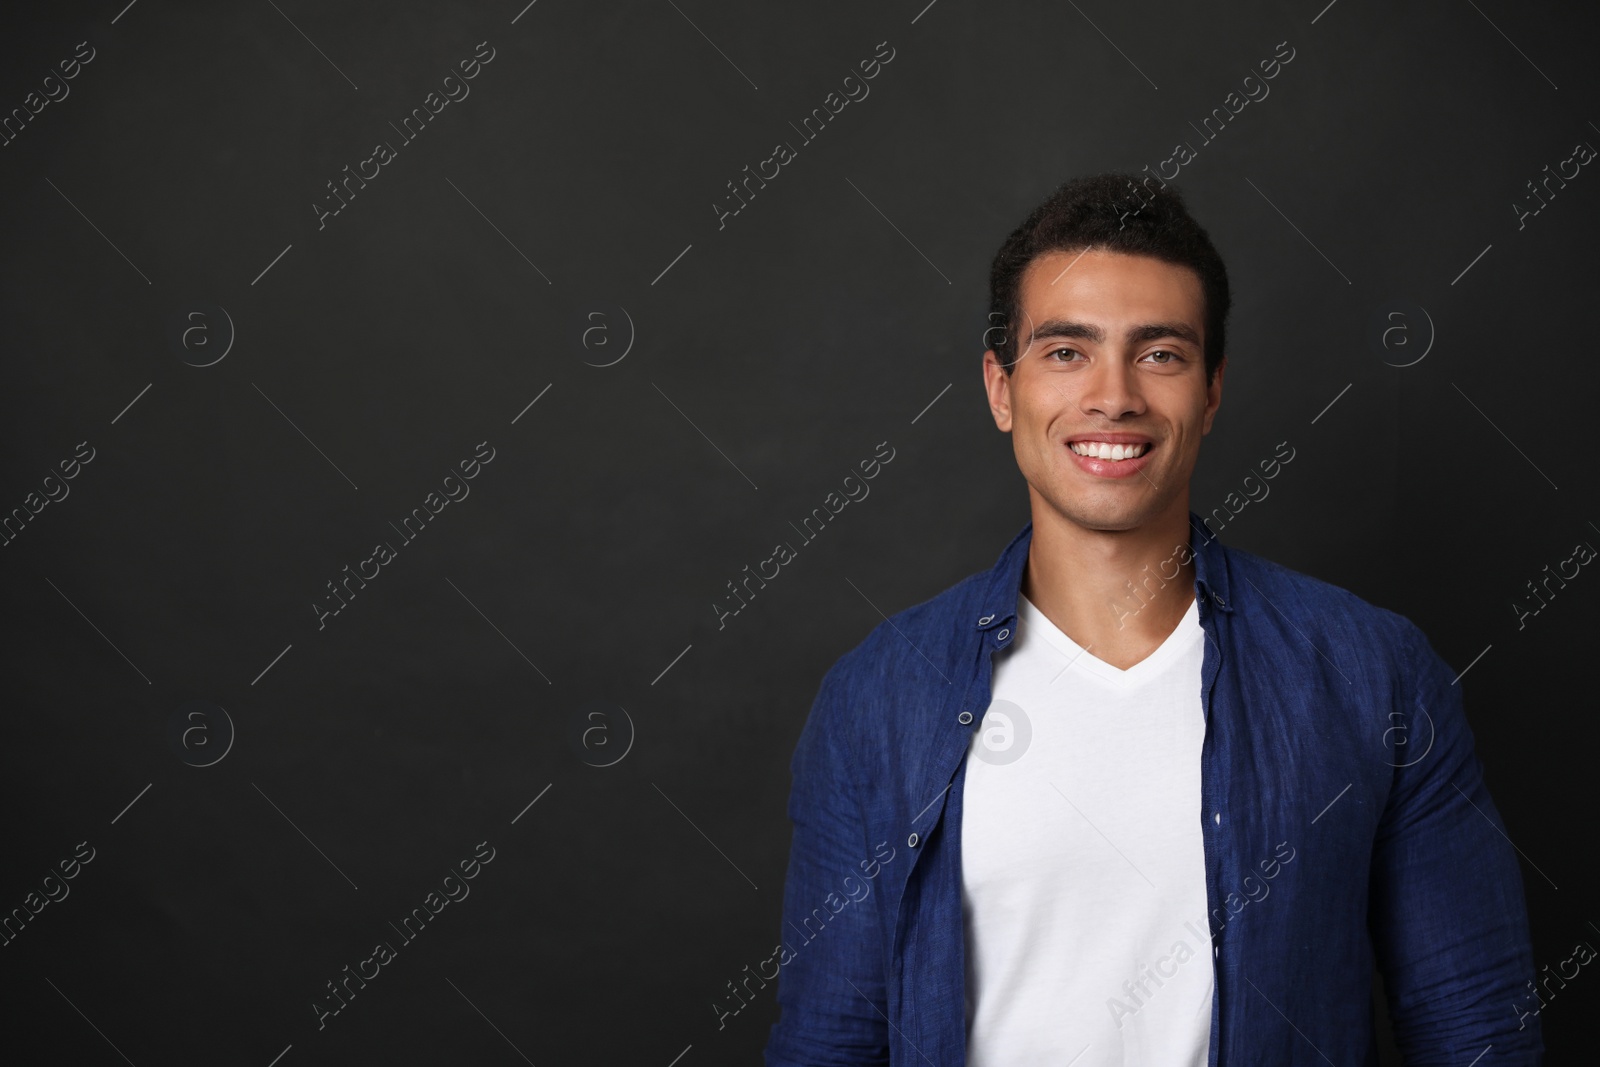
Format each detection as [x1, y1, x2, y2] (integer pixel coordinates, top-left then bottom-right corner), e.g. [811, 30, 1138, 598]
[763, 173, 1541, 1065]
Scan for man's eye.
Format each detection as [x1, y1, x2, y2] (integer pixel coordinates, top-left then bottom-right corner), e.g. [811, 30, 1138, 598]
[1143, 349, 1181, 363]
[1045, 347, 1083, 362]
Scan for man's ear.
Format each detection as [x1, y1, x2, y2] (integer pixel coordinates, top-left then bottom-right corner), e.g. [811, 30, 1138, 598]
[982, 349, 1013, 432]
[1201, 355, 1225, 435]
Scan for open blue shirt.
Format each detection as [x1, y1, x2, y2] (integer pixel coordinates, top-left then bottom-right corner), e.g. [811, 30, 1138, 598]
[765, 514, 1541, 1065]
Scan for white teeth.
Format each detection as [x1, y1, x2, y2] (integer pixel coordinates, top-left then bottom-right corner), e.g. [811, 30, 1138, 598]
[1070, 441, 1147, 460]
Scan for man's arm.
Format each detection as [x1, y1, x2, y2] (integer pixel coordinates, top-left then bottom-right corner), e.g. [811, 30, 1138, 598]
[764, 661, 892, 1067]
[1367, 623, 1543, 1064]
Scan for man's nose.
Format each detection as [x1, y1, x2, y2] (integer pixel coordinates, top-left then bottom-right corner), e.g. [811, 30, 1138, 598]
[1081, 359, 1143, 419]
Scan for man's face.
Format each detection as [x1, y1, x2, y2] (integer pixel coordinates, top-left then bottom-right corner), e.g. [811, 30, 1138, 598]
[982, 247, 1224, 534]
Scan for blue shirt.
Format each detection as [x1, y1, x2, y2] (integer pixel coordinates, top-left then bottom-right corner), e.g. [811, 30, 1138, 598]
[764, 513, 1542, 1066]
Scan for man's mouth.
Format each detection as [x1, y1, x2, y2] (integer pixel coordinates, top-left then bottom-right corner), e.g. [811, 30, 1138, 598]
[1067, 440, 1152, 461]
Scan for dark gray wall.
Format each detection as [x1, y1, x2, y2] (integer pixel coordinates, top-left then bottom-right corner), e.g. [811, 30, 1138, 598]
[2, 0, 1594, 1062]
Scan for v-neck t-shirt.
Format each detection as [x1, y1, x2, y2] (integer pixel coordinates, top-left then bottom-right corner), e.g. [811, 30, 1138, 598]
[961, 590, 1212, 1066]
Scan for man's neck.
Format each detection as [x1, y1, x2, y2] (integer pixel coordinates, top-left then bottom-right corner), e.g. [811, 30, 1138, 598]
[1020, 499, 1197, 672]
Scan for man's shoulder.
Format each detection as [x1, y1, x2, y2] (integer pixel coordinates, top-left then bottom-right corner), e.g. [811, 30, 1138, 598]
[820, 559, 993, 695]
[1218, 540, 1428, 654]
[851, 569, 989, 662]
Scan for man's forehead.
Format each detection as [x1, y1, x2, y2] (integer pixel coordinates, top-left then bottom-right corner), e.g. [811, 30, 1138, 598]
[1016, 249, 1204, 318]
[1021, 247, 1199, 286]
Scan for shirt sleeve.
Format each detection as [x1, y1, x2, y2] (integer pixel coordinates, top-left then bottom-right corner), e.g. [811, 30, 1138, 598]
[1367, 623, 1544, 1064]
[764, 660, 893, 1067]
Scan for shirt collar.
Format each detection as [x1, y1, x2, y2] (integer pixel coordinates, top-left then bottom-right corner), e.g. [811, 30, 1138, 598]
[974, 510, 1233, 633]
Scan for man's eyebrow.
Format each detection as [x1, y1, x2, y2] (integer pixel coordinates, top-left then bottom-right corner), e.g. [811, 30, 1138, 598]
[1026, 319, 1201, 348]
[1027, 319, 1101, 344]
[1127, 321, 1202, 347]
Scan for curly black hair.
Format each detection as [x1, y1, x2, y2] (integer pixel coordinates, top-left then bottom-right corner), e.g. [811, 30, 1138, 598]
[987, 173, 1230, 384]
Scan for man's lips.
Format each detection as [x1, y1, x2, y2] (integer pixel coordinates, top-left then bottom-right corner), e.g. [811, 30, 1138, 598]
[1066, 436, 1152, 459]
[1064, 437, 1155, 478]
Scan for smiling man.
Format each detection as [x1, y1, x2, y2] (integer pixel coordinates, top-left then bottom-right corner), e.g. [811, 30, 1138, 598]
[764, 174, 1541, 1066]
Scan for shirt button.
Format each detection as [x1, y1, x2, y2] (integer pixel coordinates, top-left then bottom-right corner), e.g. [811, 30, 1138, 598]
[958, 711, 974, 724]
[1213, 812, 1221, 825]
[978, 614, 995, 626]
[907, 832, 920, 848]
[997, 628, 1010, 641]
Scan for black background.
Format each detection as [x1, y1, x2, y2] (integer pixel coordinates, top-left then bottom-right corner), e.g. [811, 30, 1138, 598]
[2, 0, 1596, 1063]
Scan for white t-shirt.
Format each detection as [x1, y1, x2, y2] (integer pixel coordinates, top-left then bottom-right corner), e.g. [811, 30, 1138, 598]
[961, 591, 1212, 1066]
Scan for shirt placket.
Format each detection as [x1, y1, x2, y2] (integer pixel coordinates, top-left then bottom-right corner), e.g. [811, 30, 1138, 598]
[1198, 584, 1227, 1067]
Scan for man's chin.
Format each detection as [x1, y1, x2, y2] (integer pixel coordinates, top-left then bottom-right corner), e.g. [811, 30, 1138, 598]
[1045, 494, 1172, 535]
